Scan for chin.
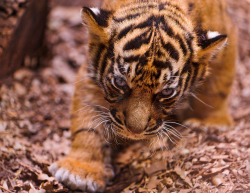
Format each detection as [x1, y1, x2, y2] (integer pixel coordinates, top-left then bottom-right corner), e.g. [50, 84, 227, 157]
[114, 129, 151, 141]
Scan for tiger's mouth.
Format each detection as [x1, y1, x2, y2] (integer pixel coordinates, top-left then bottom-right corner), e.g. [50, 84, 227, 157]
[110, 120, 163, 141]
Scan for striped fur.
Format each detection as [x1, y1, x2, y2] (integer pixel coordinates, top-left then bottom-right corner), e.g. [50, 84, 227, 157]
[81, 0, 231, 139]
[49, 0, 236, 192]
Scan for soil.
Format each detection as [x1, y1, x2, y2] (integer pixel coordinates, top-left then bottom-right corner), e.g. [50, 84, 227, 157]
[0, 0, 249, 192]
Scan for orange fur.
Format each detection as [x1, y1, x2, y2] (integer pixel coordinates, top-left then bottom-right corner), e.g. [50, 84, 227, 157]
[49, 0, 237, 191]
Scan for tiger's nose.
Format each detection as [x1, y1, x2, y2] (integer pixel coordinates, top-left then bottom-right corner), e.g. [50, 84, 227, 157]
[125, 112, 149, 134]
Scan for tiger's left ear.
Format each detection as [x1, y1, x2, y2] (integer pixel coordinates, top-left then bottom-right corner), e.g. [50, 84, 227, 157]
[81, 7, 112, 43]
[197, 31, 228, 61]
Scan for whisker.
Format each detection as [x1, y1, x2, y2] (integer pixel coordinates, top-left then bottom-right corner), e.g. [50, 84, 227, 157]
[164, 128, 182, 140]
[162, 130, 177, 145]
[163, 124, 183, 138]
[165, 121, 188, 129]
[111, 124, 120, 145]
[191, 93, 214, 108]
[164, 122, 193, 138]
[94, 119, 109, 129]
[90, 104, 110, 111]
[158, 131, 166, 152]
[170, 76, 183, 79]
[104, 121, 112, 144]
[74, 105, 92, 113]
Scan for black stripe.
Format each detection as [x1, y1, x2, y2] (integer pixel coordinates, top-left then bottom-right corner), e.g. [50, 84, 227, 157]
[144, 132, 158, 136]
[110, 109, 123, 125]
[99, 41, 115, 82]
[165, 2, 185, 15]
[82, 8, 111, 27]
[175, 34, 187, 56]
[154, 60, 171, 69]
[123, 29, 152, 51]
[161, 108, 171, 115]
[183, 72, 191, 92]
[188, 3, 195, 13]
[199, 34, 227, 49]
[191, 62, 199, 85]
[114, 13, 141, 22]
[159, 3, 165, 11]
[91, 43, 106, 69]
[97, 10, 112, 27]
[178, 76, 183, 89]
[139, 51, 150, 65]
[71, 128, 99, 139]
[186, 33, 194, 53]
[165, 15, 186, 31]
[113, 122, 124, 130]
[104, 97, 120, 103]
[145, 119, 162, 133]
[135, 15, 155, 29]
[159, 17, 174, 37]
[124, 55, 140, 63]
[145, 125, 159, 133]
[135, 64, 144, 75]
[156, 49, 164, 58]
[118, 24, 134, 40]
[181, 58, 191, 74]
[163, 42, 180, 61]
[199, 67, 206, 81]
[99, 52, 108, 83]
[160, 22, 189, 58]
[120, 4, 157, 16]
[106, 78, 121, 93]
[181, 60, 192, 92]
[161, 99, 176, 107]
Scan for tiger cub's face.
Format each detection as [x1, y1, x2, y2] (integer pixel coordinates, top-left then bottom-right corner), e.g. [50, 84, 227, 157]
[81, 3, 227, 140]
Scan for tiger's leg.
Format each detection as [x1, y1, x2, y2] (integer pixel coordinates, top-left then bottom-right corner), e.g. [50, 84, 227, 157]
[49, 70, 114, 192]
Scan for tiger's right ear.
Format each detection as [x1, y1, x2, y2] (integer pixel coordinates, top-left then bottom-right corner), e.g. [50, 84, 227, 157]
[81, 7, 112, 42]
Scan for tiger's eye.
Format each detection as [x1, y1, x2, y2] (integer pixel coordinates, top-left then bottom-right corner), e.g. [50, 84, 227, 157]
[161, 88, 174, 97]
[114, 77, 127, 88]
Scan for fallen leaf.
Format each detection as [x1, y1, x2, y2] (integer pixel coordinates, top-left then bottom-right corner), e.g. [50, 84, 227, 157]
[212, 174, 225, 187]
[145, 160, 166, 176]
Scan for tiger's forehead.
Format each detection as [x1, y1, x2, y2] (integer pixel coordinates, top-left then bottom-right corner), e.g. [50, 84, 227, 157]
[105, 1, 195, 88]
[114, 50, 178, 88]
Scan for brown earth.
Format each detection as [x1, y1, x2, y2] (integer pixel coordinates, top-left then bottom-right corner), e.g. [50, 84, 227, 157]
[0, 0, 249, 192]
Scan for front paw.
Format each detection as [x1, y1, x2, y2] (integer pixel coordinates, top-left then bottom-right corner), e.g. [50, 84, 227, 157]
[184, 117, 232, 131]
[49, 157, 114, 192]
[184, 118, 205, 129]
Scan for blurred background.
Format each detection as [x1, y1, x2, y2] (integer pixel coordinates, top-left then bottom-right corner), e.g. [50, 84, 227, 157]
[0, 0, 249, 192]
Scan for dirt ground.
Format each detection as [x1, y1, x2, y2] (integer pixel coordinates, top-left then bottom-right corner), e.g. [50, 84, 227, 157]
[0, 0, 249, 192]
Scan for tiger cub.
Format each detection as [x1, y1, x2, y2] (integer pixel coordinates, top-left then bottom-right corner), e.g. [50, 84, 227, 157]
[49, 0, 237, 192]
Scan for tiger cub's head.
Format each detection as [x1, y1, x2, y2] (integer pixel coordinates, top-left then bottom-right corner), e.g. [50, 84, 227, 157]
[81, 2, 227, 140]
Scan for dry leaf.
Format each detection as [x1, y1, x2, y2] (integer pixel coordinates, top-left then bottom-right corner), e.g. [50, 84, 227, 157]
[212, 174, 225, 187]
[145, 160, 166, 176]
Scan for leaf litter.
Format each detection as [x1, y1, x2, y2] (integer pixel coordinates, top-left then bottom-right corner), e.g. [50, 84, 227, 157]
[0, 0, 250, 192]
